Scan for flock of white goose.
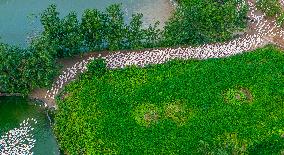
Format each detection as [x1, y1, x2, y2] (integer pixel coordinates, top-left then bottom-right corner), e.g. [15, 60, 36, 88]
[44, 1, 284, 105]
[2, 1, 284, 154]
[0, 118, 37, 155]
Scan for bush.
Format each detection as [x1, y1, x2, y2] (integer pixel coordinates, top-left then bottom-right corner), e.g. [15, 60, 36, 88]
[81, 9, 107, 51]
[39, 4, 161, 58]
[256, 0, 282, 17]
[0, 42, 57, 95]
[162, 0, 248, 46]
[86, 59, 107, 77]
[40, 4, 83, 58]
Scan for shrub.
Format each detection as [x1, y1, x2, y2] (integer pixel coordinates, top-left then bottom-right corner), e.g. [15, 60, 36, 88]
[256, 0, 282, 17]
[40, 4, 83, 58]
[0, 42, 57, 95]
[162, 0, 248, 46]
[86, 59, 107, 77]
[39, 4, 161, 57]
[81, 9, 107, 51]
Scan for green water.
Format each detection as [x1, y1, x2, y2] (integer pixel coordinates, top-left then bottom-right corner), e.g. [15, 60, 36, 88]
[0, 97, 59, 154]
[0, 0, 172, 46]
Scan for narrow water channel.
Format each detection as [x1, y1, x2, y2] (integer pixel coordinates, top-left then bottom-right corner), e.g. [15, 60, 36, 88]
[0, 0, 173, 46]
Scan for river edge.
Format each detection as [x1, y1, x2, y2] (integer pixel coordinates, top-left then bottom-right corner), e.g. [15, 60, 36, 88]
[28, 96, 63, 154]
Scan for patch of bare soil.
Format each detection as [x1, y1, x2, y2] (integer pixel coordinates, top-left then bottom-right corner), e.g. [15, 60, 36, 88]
[239, 88, 253, 102]
[144, 111, 159, 124]
[30, 88, 55, 107]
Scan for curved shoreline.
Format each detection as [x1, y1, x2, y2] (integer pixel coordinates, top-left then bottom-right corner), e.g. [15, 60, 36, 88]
[4, 0, 284, 109]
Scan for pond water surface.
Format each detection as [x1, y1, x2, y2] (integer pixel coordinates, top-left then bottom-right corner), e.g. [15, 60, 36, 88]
[0, 0, 173, 46]
[0, 97, 59, 154]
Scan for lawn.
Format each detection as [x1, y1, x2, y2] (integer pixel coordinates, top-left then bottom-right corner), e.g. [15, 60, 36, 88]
[54, 46, 284, 154]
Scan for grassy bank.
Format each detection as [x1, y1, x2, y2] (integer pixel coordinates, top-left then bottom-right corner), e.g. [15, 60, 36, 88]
[54, 46, 284, 154]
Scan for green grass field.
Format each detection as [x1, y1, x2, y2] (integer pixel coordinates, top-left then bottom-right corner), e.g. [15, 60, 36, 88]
[54, 46, 284, 154]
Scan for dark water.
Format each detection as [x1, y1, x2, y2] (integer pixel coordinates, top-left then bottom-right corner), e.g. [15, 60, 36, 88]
[0, 97, 59, 155]
[0, 0, 173, 46]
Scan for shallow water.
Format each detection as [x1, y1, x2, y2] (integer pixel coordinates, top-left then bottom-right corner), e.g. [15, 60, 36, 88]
[0, 0, 173, 46]
[0, 97, 59, 155]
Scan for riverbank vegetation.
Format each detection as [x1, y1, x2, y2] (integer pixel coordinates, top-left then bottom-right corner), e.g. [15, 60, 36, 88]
[0, 42, 57, 95]
[0, 0, 248, 95]
[256, 0, 282, 17]
[162, 0, 248, 46]
[256, 0, 284, 27]
[54, 46, 284, 154]
[39, 4, 161, 58]
[1, 1, 284, 154]
[0, 4, 159, 95]
[39, 0, 248, 56]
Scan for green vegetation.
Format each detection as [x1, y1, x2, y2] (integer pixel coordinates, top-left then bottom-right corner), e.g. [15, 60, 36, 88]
[38, 0, 248, 57]
[0, 1, 248, 95]
[0, 4, 159, 95]
[256, 0, 282, 17]
[1, 1, 284, 154]
[54, 46, 284, 154]
[39, 4, 160, 58]
[256, 0, 284, 27]
[0, 42, 57, 95]
[162, 0, 248, 46]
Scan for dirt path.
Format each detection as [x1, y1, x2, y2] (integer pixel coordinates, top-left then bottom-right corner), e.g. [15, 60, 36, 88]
[32, 0, 284, 108]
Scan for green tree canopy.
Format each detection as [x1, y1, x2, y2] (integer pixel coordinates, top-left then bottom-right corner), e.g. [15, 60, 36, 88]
[162, 0, 248, 46]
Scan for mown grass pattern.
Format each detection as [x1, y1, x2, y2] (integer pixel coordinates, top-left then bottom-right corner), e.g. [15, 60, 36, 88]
[55, 46, 284, 154]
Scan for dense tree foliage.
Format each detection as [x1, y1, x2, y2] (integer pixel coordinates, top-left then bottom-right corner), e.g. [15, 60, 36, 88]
[39, 4, 161, 58]
[162, 0, 248, 46]
[39, 1, 248, 56]
[55, 46, 284, 154]
[256, 0, 284, 27]
[256, 0, 282, 17]
[40, 4, 83, 58]
[0, 42, 57, 95]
